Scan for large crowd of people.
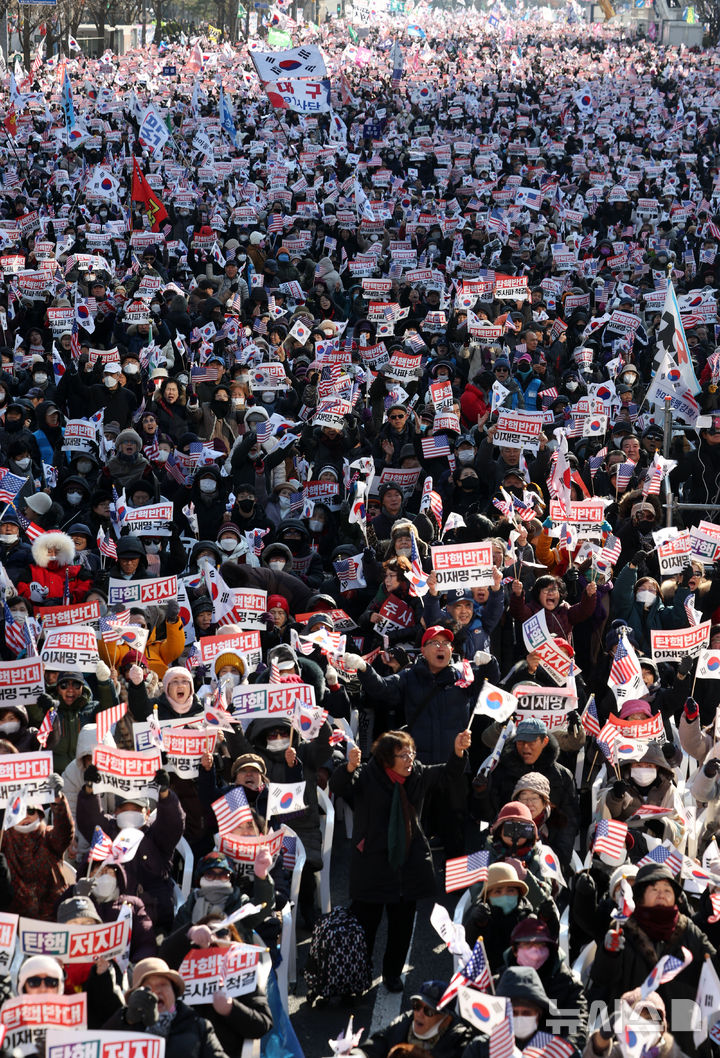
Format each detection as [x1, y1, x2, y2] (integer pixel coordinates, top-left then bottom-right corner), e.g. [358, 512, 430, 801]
[0, 7, 718, 1058]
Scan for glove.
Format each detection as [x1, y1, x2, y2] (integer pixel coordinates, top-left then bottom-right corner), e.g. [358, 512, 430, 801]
[83, 764, 102, 785]
[678, 655, 695, 677]
[661, 742, 677, 762]
[260, 611, 276, 628]
[125, 987, 159, 1029]
[36, 692, 55, 714]
[632, 550, 647, 572]
[95, 659, 111, 682]
[680, 563, 695, 587]
[165, 600, 180, 623]
[49, 773, 64, 798]
[565, 566, 579, 582]
[127, 664, 145, 686]
[704, 758, 720, 778]
[363, 546, 376, 562]
[473, 650, 492, 666]
[603, 928, 624, 952]
[683, 697, 700, 722]
[153, 768, 171, 792]
[612, 780, 627, 799]
[325, 665, 339, 688]
[342, 652, 367, 673]
[567, 709, 582, 735]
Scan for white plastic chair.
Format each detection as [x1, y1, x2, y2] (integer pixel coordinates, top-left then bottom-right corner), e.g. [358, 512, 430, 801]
[240, 1041, 261, 1058]
[451, 888, 473, 972]
[281, 827, 306, 992]
[591, 764, 607, 817]
[276, 902, 294, 1010]
[315, 787, 335, 915]
[571, 940, 597, 986]
[558, 904, 570, 960]
[574, 743, 585, 790]
[175, 835, 194, 899]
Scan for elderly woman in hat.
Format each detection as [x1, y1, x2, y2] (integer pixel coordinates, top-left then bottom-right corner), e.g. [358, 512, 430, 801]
[462, 861, 536, 971]
[584, 988, 684, 1058]
[353, 980, 474, 1057]
[103, 958, 227, 1058]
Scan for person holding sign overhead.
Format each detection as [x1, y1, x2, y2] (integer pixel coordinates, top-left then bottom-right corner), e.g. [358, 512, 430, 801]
[5, 772, 73, 920]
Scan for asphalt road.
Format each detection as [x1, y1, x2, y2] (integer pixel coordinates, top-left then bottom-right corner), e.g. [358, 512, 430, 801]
[287, 819, 458, 1056]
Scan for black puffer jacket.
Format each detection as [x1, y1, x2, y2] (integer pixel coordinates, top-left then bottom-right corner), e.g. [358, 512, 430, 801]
[104, 1000, 227, 1058]
[486, 734, 579, 859]
[329, 749, 466, 903]
[353, 1010, 474, 1057]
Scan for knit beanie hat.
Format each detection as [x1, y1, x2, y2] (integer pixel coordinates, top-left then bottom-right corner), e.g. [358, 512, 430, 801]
[512, 772, 551, 803]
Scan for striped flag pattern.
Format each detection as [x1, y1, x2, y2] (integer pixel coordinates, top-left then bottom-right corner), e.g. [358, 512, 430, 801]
[96, 701, 128, 743]
[593, 818, 628, 859]
[36, 707, 57, 749]
[281, 833, 297, 871]
[89, 825, 114, 862]
[3, 603, 24, 656]
[438, 938, 493, 1008]
[610, 635, 641, 686]
[211, 786, 253, 834]
[580, 696, 600, 737]
[421, 435, 451, 459]
[445, 850, 490, 892]
[636, 844, 684, 874]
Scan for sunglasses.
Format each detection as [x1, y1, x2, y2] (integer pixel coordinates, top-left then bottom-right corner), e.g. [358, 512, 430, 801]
[411, 1000, 436, 1016]
[25, 976, 61, 988]
[388, 413, 406, 420]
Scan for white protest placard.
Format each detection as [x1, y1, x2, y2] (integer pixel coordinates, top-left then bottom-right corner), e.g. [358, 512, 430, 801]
[494, 275, 529, 300]
[40, 627, 99, 673]
[46, 1031, 164, 1058]
[154, 727, 217, 779]
[90, 746, 162, 800]
[493, 410, 544, 453]
[198, 631, 262, 672]
[0, 658, 45, 708]
[251, 364, 288, 390]
[651, 622, 711, 663]
[1, 995, 86, 1054]
[108, 576, 178, 609]
[231, 682, 315, 721]
[122, 503, 174, 537]
[430, 380, 454, 410]
[0, 752, 53, 807]
[386, 352, 422, 382]
[690, 521, 720, 563]
[0, 914, 17, 973]
[431, 542, 494, 589]
[223, 589, 268, 627]
[217, 828, 285, 867]
[47, 307, 75, 337]
[18, 917, 132, 963]
[549, 499, 607, 538]
[37, 601, 102, 630]
[179, 944, 263, 1004]
[132, 715, 200, 752]
[61, 420, 97, 453]
[433, 412, 461, 434]
[522, 611, 574, 685]
[313, 398, 351, 430]
[656, 531, 692, 576]
[378, 466, 421, 497]
[512, 685, 577, 730]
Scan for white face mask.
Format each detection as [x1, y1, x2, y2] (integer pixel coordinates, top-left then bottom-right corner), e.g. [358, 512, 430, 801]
[1, 534, 18, 546]
[513, 1015, 539, 1040]
[267, 736, 290, 751]
[146, 542, 161, 554]
[0, 720, 20, 734]
[566, 380, 578, 392]
[199, 876, 233, 900]
[104, 376, 118, 388]
[67, 492, 83, 505]
[124, 363, 139, 375]
[413, 1021, 442, 1040]
[219, 539, 236, 552]
[277, 495, 291, 509]
[77, 461, 93, 474]
[309, 519, 323, 532]
[199, 479, 216, 494]
[157, 450, 169, 463]
[458, 450, 474, 464]
[396, 547, 411, 558]
[15, 457, 31, 470]
[34, 373, 48, 384]
[262, 391, 275, 404]
[92, 874, 119, 903]
[636, 589, 656, 607]
[269, 560, 286, 571]
[630, 766, 657, 787]
[10, 610, 26, 624]
[198, 556, 216, 570]
[15, 818, 41, 833]
[117, 810, 145, 829]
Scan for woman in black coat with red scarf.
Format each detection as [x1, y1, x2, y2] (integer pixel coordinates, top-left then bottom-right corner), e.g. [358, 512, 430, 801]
[329, 726, 471, 992]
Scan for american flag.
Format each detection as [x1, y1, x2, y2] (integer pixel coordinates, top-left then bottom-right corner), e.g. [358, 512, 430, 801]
[405, 331, 426, 353]
[255, 420, 273, 444]
[12, 507, 44, 542]
[334, 556, 359, 582]
[97, 528, 117, 559]
[438, 938, 493, 1008]
[445, 849, 490, 893]
[165, 452, 187, 487]
[421, 435, 451, 459]
[96, 701, 128, 743]
[523, 1034, 577, 1058]
[511, 493, 536, 522]
[269, 659, 282, 684]
[3, 603, 24, 656]
[489, 1001, 514, 1058]
[639, 950, 693, 997]
[89, 825, 114, 862]
[636, 844, 684, 874]
[540, 386, 559, 409]
[0, 471, 26, 504]
[599, 534, 622, 567]
[493, 495, 513, 518]
[610, 635, 640, 686]
[588, 447, 608, 479]
[211, 786, 253, 834]
[643, 464, 663, 497]
[36, 706, 57, 749]
[143, 438, 160, 462]
[328, 728, 346, 746]
[70, 320, 81, 361]
[593, 818, 628, 859]
[580, 696, 600, 737]
[267, 213, 285, 234]
[406, 532, 428, 598]
[23, 619, 39, 658]
[614, 460, 636, 490]
[191, 365, 216, 383]
[281, 833, 297, 870]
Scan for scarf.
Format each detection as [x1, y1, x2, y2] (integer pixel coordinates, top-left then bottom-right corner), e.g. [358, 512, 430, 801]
[148, 1010, 176, 1037]
[633, 904, 679, 941]
[386, 768, 413, 872]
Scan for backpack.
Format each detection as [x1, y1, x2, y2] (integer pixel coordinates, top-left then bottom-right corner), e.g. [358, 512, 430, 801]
[304, 906, 372, 1002]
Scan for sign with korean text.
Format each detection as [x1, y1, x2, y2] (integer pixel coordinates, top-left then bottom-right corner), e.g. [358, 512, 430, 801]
[378, 466, 421, 497]
[108, 576, 178, 609]
[549, 499, 606, 537]
[512, 685, 577, 730]
[46, 1031, 164, 1058]
[0, 658, 45, 708]
[651, 622, 711, 662]
[493, 410, 544, 453]
[1, 995, 86, 1053]
[179, 944, 263, 1004]
[522, 610, 574, 685]
[90, 746, 162, 800]
[40, 627, 99, 673]
[231, 682, 315, 721]
[0, 752, 53, 807]
[122, 504, 174, 537]
[217, 828, 285, 866]
[37, 601, 101, 630]
[431, 542, 494, 589]
[62, 420, 97, 453]
[198, 631, 262, 671]
[656, 531, 692, 576]
[18, 918, 131, 963]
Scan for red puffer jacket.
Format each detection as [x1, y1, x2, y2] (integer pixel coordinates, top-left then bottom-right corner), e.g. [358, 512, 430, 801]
[17, 562, 94, 606]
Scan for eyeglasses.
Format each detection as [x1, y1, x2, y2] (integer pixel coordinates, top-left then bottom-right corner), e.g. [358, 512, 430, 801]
[411, 1000, 436, 1016]
[495, 367, 509, 373]
[25, 976, 61, 989]
[395, 751, 416, 762]
[388, 413, 406, 420]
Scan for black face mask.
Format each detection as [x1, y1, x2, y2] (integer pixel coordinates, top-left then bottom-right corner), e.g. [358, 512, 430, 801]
[284, 538, 303, 554]
[237, 498, 254, 514]
[212, 400, 230, 418]
[118, 451, 138, 464]
[460, 477, 480, 492]
[5, 419, 21, 433]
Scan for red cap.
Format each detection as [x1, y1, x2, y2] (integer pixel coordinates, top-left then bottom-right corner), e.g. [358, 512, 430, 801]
[552, 636, 574, 657]
[421, 625, 454, 648]
[268, 594, 289, 614]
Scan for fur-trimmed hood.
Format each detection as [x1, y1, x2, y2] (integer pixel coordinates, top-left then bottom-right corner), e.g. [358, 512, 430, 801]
[31, 531, 75, 568]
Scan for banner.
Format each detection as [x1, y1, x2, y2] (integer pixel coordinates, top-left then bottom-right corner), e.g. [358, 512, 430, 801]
[522, 611, 574, 685]
[250, 44, 327, 80]
[132, 715, 202, 752]
[264, 79, 332, 114]
[37, 601, 101, 629]
[0, 914, 17, 972]
[295, 609, 357, 632]
[91, 746, 162, 799]
[46, 1031, 164, 1058]
[0, 752, 53, 806]
[1, 995, 86, 1053]
[179, 943, 263, 1004]
[378, 466, 421, 496]
[656, 531, 692, 576]
[549, 499, 607, 537]
[313, 398, 352, 430]
[18, 917, 131, 963]
[494, 275, 529, 300]
[512, 685, 577, 729]
[0, 658, 45, 707]
[231, 682, 315, 720]
[198, 631, 262, 671]
[651, 622, 711, 662]
[217, 828, 284, 866]
[40, 627, 99, 673]
[690, 521, 720, 563]
[152, 726, 217, 779]
[61, 420, 97, 453]
[220, 589, 268, 627]
[493, 410, 544, 453]
[122, 503, 174, 537]
[431, 542, 494, 588]
[108, 576, 178, 608]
